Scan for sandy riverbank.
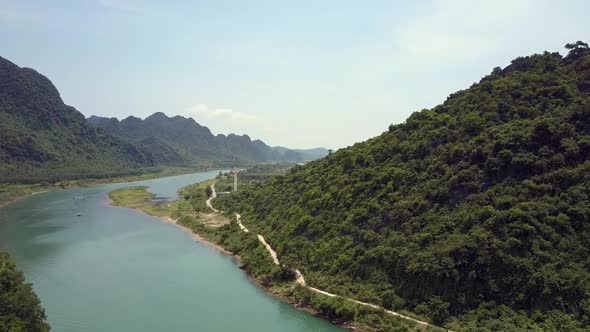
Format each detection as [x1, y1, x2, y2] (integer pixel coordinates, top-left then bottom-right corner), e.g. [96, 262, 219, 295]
[159, 215, 237, 258]
[106, 195, 239, 260]
[0, 190, 51, 209]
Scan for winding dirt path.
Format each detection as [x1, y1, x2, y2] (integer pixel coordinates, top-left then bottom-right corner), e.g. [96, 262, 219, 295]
[205, 183, 219, 212]
[209, 185, 450, 331]
[235, 213, 249, 233]
[257, 234, 280, 265]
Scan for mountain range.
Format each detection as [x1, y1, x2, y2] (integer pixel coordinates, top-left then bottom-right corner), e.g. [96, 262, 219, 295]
[0, 56, 327, 183]
[87, 113, 328, 164]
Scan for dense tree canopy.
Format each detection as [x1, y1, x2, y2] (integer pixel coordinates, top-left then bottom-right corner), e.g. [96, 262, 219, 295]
[218, 45, 590, 330]
[0, 252, 49, 332]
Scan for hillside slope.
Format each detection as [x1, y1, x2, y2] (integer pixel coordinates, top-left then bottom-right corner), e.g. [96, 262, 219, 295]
[218, 44, 590, 330]
[0, 57, 154, 182]
[88, 113, 328, 163]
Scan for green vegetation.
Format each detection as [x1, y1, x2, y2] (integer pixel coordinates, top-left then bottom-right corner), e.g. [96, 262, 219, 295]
[87, 113, 328, 163]
[0, 166, 207, 207]
[0, 184, 51, 208]
[216, 174, 235, 192]
[112, 178, 441, 331]
[215, 163, 297, 192]
[287, 285, 441, 332]
[108, 186, 180, 218]
[216, 44, 590, 330]
[0, 55, 326, 185]
[0, 252, 49, 332]
[108, 186, 155, 207]
[108, 181, 285, 279]
[0, 56, 155, 183]
[178, 179, 216, 213]
[178, 214, 282, 278]
[175, 181, 300, 284]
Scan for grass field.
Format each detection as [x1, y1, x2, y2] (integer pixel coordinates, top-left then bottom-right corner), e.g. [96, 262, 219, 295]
[108, 186, 155, 207]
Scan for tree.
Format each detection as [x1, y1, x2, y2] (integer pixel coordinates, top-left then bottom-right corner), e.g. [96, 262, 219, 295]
[565, 41, 590, 60]
[461, 112, 485, 135]
[565, 40, 589, 50]
[205, 185, 213, 198]
[271, 265, 295, 282]
[427, 297, 450, 325]
[0, 252, 50, 332]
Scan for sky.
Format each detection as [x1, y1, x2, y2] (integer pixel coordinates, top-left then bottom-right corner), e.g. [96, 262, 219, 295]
[1, 0, 589, 149]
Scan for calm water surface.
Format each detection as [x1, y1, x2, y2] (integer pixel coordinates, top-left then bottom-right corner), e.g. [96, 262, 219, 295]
[0, 171, 343, 332]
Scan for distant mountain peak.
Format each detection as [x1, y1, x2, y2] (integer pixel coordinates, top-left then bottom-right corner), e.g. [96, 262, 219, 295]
[0, 56, 64, 110]
[88, 113, 327, 162]
[145, 112, 170, 121]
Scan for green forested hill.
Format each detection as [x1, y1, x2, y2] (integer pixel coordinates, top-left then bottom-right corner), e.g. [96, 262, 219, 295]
[0, 55, 328, 183]
[0, 56, 154, 182]
[218, 43, 590, 330]
[0, 252, 49, 331]
[87, 113, 328, 163]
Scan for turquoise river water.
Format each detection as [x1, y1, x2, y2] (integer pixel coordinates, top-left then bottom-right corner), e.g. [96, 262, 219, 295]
[0, 171, 344, 332]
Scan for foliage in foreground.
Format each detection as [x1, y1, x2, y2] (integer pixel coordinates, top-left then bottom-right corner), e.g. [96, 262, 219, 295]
[0, 252, 49, 332]
[217, 43, 590, 330]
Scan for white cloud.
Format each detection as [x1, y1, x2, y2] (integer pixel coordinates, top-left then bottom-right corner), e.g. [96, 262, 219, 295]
[186, 104, 260, 121]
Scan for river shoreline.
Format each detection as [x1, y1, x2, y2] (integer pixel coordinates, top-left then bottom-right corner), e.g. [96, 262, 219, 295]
[106, 195, 363, 331]
[160, 215, 238, 259]
[0, 167, 215, 210]
[106, 181, 439, 331]
[0, 189, 50, 209]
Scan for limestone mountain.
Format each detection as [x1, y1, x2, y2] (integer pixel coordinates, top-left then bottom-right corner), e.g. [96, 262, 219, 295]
[0, 55, 328, 183]
[88, 113, 328, 163]
[0, 56, 154, 183]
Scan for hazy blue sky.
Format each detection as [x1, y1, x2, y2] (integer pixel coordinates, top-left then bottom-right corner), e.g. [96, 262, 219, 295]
[1, 0, 589, 149]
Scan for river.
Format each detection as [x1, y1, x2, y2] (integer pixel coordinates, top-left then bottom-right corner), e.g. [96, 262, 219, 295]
[0, 171, 344, 332]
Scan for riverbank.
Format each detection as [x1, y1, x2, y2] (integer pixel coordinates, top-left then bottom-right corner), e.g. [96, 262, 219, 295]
[1, 169, 343, 332]
[108, 183, 444, 332]
[107, 185, 356, 330]
[0, 166, 213, 210]
[0, 188, 50, 209]
[156, 214, 237, 259]
[107, 184, 237, 259]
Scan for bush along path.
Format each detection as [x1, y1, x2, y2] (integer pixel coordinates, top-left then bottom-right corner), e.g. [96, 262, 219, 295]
[208, 185, 451, 331]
